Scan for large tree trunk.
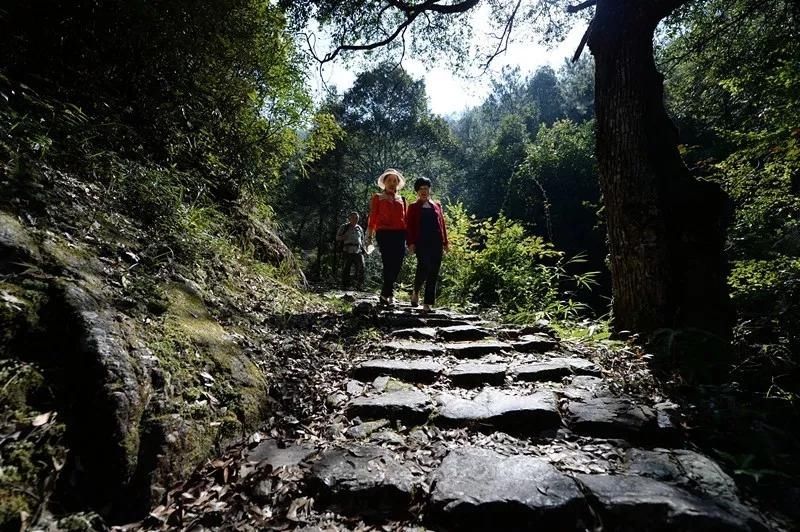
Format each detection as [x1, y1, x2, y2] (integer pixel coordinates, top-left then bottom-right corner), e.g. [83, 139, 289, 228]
[588, 0, 731, 337]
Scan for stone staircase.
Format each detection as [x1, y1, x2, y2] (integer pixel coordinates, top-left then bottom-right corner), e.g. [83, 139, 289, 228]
[259, 299, 769, 530]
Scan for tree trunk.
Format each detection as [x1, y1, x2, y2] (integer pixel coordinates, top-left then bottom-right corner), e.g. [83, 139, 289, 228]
[588, 0, 731, 337]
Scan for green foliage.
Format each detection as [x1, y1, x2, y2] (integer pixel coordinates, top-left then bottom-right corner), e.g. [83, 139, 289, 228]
[506, 119, 598, 241]
[438, 204, 596, 320]
[1, 0, 311, 203]
[659, 0, 800, 391]
[446, 67, 602, 309]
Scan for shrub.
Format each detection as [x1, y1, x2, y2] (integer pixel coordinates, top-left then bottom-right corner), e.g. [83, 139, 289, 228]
[439, 203, 597, 320]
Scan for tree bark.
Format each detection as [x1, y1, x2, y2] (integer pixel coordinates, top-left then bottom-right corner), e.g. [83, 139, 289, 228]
[588, 0, 731, 337]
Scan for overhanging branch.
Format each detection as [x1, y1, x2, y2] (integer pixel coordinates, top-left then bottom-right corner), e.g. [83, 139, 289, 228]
[572, 19, 593, 62]
[316, 0, 480, 65]
[567, 0, 596, 14]
[387, 0, 480, 15]
[480, 0, 523, 72]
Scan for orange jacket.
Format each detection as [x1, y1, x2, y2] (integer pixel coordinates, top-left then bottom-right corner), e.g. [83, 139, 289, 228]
[368, 192, 407, 232]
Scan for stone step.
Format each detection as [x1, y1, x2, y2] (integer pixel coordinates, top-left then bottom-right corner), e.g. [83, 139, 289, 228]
[306, 444, 761, 531]
[561, 394, 658, 440]
[510, 333, 560, 353]
[309, 445, 419, 518]
[376, 309, 482, 328]
[352, 359, 444, 383]
[513, 356, 601, 382]
[445, 340, 512, 358]
[436, 324, 491, 342]
[346, 389, 432, 424]
[390, 327, 437, 340]
[428, 448, 591, 531]
[383, 340, 445, 356]
[447, 362, 507, 387]
[422, 317, 479, 328]
[434, 389, 561, 434]
[575, 474, 760, 531]
[245, 440, 314, 468]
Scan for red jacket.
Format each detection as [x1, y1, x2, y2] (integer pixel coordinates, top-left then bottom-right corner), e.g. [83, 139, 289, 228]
[406, 199, 448, 248]
[368, 192, 407, 232]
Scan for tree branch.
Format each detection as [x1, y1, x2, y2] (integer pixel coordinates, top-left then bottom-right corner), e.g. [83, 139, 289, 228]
[572, 19, 593, 63]
[387, 0, 480, 15]
[566, 0, 596, 14]
[317, 0, 481, 65]
[480, 0, 523, 72]
[321, 15, 418, 63]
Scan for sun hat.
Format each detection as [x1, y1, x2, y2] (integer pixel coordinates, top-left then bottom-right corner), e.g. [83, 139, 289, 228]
[376, 168, 406, 190]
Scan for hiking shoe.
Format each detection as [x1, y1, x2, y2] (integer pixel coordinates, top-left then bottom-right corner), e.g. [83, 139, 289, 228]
[421, 303, 432, 313]
[410, 291, 419, 307]
[379, 295, 390, 306]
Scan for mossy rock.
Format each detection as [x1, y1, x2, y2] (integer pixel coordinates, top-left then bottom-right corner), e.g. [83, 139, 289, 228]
[0, 359, 46, 414]
[161, 282, 268, 428]
[0, 211, 42, 266]
[1, 281, 48, 356]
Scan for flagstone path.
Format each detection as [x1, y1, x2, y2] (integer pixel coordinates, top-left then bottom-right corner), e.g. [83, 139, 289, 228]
[257, 297, 768, 531]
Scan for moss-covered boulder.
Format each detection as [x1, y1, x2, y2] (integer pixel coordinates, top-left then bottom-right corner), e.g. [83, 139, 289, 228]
[0, 210, 273, 524]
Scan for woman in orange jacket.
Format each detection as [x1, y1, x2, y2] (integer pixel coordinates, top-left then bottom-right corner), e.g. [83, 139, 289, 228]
[366, 168, 407, 305]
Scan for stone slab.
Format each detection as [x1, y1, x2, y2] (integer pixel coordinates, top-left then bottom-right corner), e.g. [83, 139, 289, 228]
[478, 388, 561, 432]
[390, 327, 437, 340]
[345, 419, 390, 439]
[562, 396, 656, 439]
[245, 440, 315, 468]
[445, 340, 511, 358]
[624, 449, 740, 503]
[383, 340, 445, 356]
[514, 357, 601, 382]
[511, 334, 559, 353]
[310, 446, 418, 517]
[513, 360, 574, 382]
[423, 317, 476, 328]
[436, 394, 490, 424]
[561, 356, 602, 376]
[437, 324, 491, 342]
[448, 363, 507, 387]
[429, 448, 589, 530]
[353, 359, 444, 383]
[347, 389, 432, 424]
[577, 474, 754, 532]
[378, 311, 427, 327]
[435, 389, 560, 433]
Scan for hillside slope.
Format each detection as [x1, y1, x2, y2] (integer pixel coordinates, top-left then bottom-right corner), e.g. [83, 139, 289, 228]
[0, 145, 331, 528]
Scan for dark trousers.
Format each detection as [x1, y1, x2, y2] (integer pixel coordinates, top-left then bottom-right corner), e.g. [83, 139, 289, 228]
[376, 230, 406, 298]
[414, 245, 443, 305]
[341, 252, 365, 289]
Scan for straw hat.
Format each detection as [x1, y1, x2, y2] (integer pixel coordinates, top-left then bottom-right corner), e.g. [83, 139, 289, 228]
[376, 168, 406, 190]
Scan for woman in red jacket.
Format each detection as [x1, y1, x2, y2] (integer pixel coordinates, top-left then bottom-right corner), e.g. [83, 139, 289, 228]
[406, 177, 449, 312]
[366, 168, 407, 305]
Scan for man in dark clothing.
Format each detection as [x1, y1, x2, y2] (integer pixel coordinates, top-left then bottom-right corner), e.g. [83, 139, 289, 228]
[336, 211, 365, 290]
